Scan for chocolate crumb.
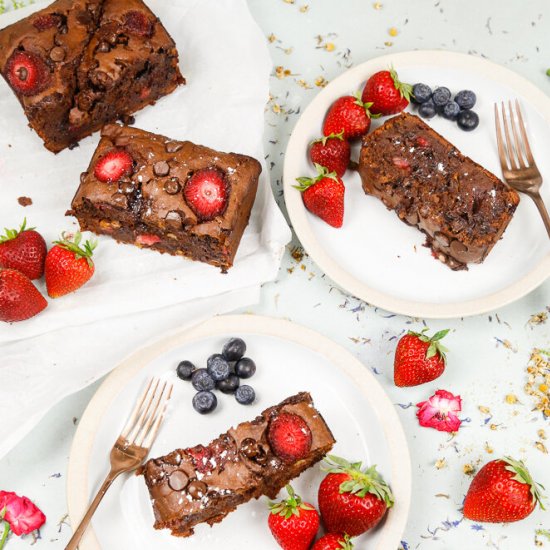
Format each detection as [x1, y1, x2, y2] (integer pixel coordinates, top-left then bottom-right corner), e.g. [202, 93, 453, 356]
[17, 196, 33, 207]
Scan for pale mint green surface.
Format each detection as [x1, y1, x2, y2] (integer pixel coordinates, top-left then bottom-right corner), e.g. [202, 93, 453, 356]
[1, 1, 550, 549]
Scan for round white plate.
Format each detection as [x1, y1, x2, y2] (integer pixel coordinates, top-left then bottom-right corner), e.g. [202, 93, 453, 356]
[67, 315, 411, 550]
[284, 50, 550, 318]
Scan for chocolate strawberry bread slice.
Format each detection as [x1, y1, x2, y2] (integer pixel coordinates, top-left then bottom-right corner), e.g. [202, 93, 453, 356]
[137, 392, 335, 537]
[0, 0, 183, 153]
[358, 113, 520, 269]
[68, 124, 261, 270]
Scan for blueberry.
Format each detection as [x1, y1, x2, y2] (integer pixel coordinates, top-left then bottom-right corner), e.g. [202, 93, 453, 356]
[191, 368, 215, 391]
[455, 90, 476, 110]
[235, 385, 255, 405]
[442, 101, 460, 120]
[418, 100, 436, 119]
[235, 357, 256, 379]
[457, 109, 479, 131]
[222, 338, 247, 362]
[176, 360, 196, 381]
[217, 374, 240, 394]
[193, 391, 217, 414]
[206, 354, 230, 381]
[412, 83, 432, 104]
[432, 87, 451, 107]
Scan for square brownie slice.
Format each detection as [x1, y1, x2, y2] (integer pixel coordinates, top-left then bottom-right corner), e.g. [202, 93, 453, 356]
[137, 392, 336, 537]
[358, 113, 520, 269]
[0, 0, 184, 153]
[69, 124, 262, 270]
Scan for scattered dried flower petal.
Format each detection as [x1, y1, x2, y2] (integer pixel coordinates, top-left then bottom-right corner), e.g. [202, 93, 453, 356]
[416, 389, 462, 433]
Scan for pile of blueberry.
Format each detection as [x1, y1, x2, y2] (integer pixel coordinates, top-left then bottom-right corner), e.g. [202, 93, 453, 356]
[412, 83, 479, 131]
[176, 337, 257, 414]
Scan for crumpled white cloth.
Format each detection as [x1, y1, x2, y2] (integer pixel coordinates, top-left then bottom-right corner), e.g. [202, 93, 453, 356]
[0, 0, 290, 458]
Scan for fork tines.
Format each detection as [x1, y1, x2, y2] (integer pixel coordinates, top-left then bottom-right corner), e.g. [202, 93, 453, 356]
[494, 99, 536, 171]
[120, 377, 173, 449]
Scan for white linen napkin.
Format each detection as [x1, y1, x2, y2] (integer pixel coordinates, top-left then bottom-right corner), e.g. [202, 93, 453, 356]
[0, 0, 290, 458]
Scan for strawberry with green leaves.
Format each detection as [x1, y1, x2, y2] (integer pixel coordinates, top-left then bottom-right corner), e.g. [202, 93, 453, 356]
[394, 328, 450, 387]
[463, 457, 545, 523]
[295, 164, 345, 228]
[268, 485, 320, 550]
[45, 232, 97, 298]
[361, 67, 412, 116]
[318, 455, 394, 537]
[312, 533, 354, 550]
[0, 219, 47, 280]
[323, 93, 375, 140]
[309, 131, 351, 178]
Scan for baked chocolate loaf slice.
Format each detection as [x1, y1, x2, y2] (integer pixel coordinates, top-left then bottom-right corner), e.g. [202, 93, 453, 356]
[69, 124, 261, 270]
[358, 113, 520, 269]
[137, 392, 335, 537]
[0, 0, 183, 153]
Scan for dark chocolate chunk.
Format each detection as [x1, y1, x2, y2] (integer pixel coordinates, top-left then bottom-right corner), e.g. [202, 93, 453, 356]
[187, 480, 207, 500]
[168, 470, 189, 492]
[153, 160, 170, 177]
[164, 177, 181, 195]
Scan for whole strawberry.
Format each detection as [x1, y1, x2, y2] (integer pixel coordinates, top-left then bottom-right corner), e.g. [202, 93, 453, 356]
[318, 455, 394, 536]
[0, 268, 47, 322]
[309, 131, 351, 178]
[463, 457, 545, 523]
[0, 219, 47, 280]
[323, 94, 375, 140]
[312, 533, 354, 550]
[45, 232, 97, 298]
[295, 164, 345, 228]
[394, 328, 449, 387]
[268, 485, 320, 550]
[361, 67, 412, 115]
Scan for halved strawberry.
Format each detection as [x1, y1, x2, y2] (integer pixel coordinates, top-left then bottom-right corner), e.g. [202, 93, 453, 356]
[184, 168, 227, 221]
[32, 13, 61, 31]
[5, 50, 50, 96]
[267, 412, 312, 462]
[123, 11, 154, 37]
[94, 149, 134, 183]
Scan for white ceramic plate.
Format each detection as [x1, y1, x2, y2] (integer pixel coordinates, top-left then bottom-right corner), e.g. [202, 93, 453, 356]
[67, 315, 411, 549]
[284, 50, 550, 318]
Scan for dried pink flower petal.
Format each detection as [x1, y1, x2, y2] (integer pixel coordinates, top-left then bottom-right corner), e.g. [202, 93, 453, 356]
[416, 389, 462, 432]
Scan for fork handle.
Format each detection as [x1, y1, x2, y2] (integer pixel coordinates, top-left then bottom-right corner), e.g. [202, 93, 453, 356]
[530, 192, 550, 239]
[65, 470, 121, 550]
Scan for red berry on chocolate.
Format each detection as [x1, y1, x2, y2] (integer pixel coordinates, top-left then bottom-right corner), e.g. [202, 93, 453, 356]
[94, 148, 134, 183]
[123, 10, 154, 37]
[392, 156, 410, 171]
[136, 234, 161, 246]
[309, 131, 351, 178]
[5, 50, 50, 97]
[323, 94, 373, 140]
[268, 412, 312, 463]
[184, 168, 227, 221]
[0, 218, 47, 280]
[32, 14, 61, 31]
[0, 268, 47, 323]
[415, 136, 430, 148]
[361, 68, 412, 116]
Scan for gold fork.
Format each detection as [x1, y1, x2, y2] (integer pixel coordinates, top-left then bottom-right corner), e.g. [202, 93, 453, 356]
[65, 378, 173, 550]
[494, 100, 550, 238]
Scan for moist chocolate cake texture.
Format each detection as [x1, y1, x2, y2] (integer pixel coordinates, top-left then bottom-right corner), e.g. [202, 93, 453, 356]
[69, 124, 262, 270]
[138, 392, 335, 537]
[0, 0, 184, 153]
[358, 113, 520, 270]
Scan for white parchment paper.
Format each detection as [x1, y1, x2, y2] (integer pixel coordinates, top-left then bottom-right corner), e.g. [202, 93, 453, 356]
[0, 0, 290, 458]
